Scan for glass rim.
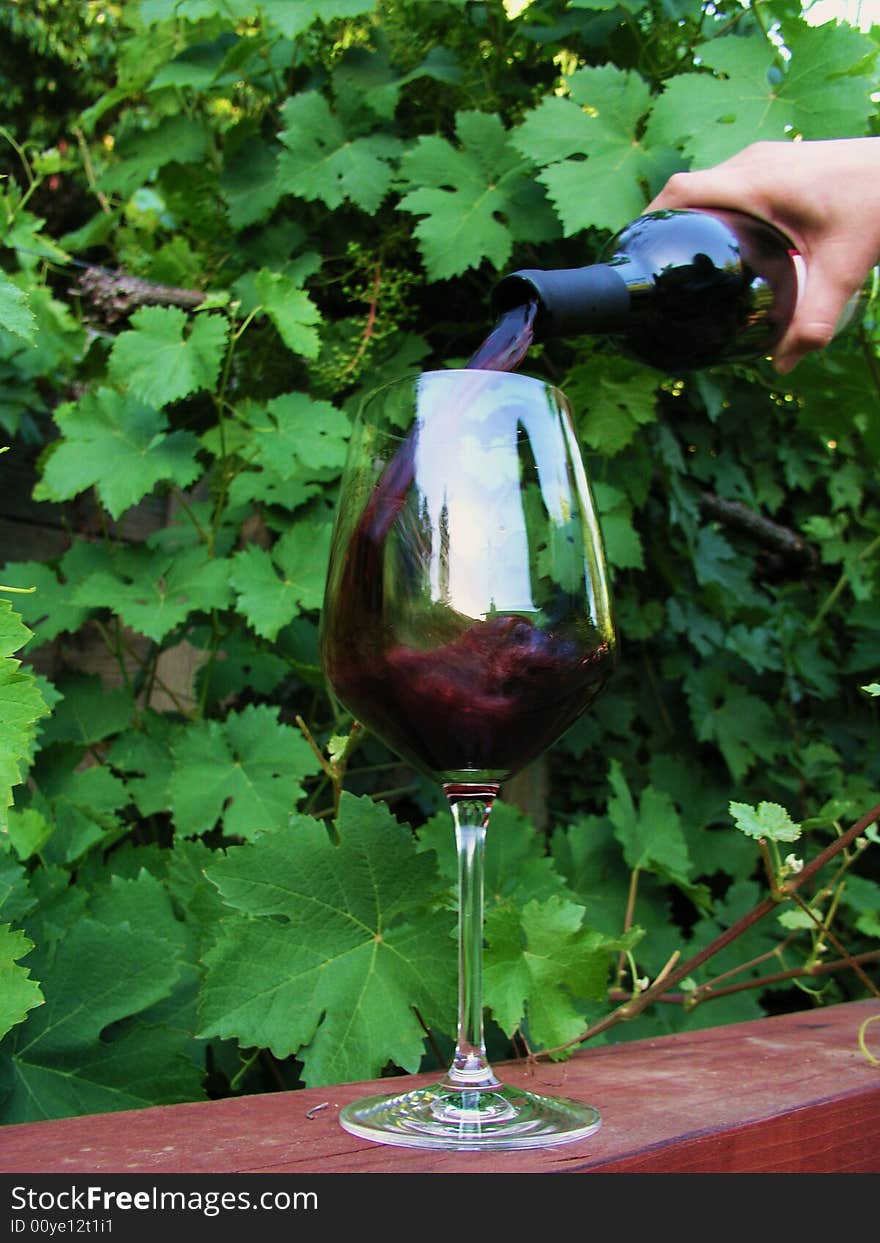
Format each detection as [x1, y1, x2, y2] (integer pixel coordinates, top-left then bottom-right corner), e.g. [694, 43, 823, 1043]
[353, 368, 571, 442]
[364, 366, 561, 390]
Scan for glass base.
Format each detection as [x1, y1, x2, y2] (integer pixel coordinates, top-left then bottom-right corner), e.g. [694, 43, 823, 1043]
[339, 1082, 601, 1151]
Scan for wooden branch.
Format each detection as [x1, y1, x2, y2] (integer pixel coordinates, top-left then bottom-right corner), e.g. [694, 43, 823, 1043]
[700, 490, 817, 570]
[607, 948, 880, 1006]
[534, 800, 880, 1059]
[76, 266, 206, 323]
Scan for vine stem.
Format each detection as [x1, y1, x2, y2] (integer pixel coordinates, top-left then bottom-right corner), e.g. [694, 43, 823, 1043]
[72, 125, 112, 214]
[341, 263, 381, 377]
[608, 949, 880, 1006]
[660, 949, 880, 1006]
[171, 486, 211, 545]
[858, 1014, 880, 1066]
[689, 932, 801, 1000]
[533, 800, 880, 1060]
[790, 891, 880, 998]
[229, 1048, 261, 1091]
[809, 531, 880, 634]
[91, 619, 191, 718]
[207, 308, 258, 554]
[295, 716, 363, 818]
[615, 865, 641, 987]
[0, 125, 38, 202]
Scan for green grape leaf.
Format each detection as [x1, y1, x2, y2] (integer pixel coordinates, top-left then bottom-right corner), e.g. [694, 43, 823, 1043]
[683, 879, 780, 997]
[592, 483, 644, 572]
[551, 816, 646, 937]
[85, 867, 184, 947]
[230, 520, 332, 640]
[0, 601, 49, 831]
[0, 561, 92, 647]
[168, 704, 321, 838]
[5, 808, 53, 862]
[229, 547, 296, 641]
[724, 622, 784, 676]
[514, 65, 668, 232]
[566, 356, 660, 456]
[35, 763, 130, 868]
[685, 673, 785, 781]
[838, 874, 880, 939]
[484, 896, 638, 1050]
[0, 273, 36, 344]
[1, 207, 71, 269]
[337, 44, 462, 120]
[276, 91, 403, 213]
[138, 0, 220, 21]
[253, 271, 322, 359]
[762, 20, 876, 140]
[147, 38, 228, 90]
[0, 595, 35, 658]
[0, 925, 43, 1041]
[195, 631, 290, 708]
[259, 0, 378, 40]
[790, 352, 880, 460]
[226, 464, 321, 514]
[106, 711, 175, 819]
[34, 388, 201, 519]
[606, 760, 695, 891]
[729, 801, 801, 844]
[0, 872, 199, 1122]
[0, 849, 36, 927]
[251, 392, 350, 477]
[513, 94, 602, 167]
[398, 110, 556, 280]
[198, 793, 455, 1084]
[647, 24, 878, 166]
[417, 800, 570, 907]
[480, 802, 573, 906]
[227, 546, 288, 636]
[692, 526, 756, 600]
[166, 839, 232, 955]
[108, 308, 227, 409]
[221, 140, 284, 228]
[73, 545, 232, 643]
[98, 116, 210, 196]
[777, 906, 815, 931]
[37, 675, 135, 749]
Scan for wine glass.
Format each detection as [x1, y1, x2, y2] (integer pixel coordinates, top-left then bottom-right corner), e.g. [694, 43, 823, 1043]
[320, 368, 616, 1150]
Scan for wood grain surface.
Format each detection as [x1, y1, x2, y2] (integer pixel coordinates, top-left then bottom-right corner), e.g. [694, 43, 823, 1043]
[2, 1000, 877, 1175]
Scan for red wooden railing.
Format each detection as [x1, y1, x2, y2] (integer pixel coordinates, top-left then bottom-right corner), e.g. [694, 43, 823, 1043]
[1, 1000, 877, 1175]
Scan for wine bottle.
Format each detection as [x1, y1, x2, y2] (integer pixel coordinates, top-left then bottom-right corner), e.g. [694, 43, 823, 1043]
[491, 208, 803, 372]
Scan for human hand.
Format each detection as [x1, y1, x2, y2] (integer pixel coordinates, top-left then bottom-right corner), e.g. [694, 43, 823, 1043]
[646, 139, 880, 372]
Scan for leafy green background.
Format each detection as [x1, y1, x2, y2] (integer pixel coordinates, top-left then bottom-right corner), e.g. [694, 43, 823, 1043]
[0, 0, 878, 1124]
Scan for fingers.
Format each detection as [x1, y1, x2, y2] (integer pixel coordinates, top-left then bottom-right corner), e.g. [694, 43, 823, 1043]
[772, 262, 861, 373]
[646, 168, 744, 214]
[646, 146, 793, 223]
[773, 229, 874, 372]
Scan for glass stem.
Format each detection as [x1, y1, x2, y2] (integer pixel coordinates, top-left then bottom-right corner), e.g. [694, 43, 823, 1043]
[442, 782, 501, 1092]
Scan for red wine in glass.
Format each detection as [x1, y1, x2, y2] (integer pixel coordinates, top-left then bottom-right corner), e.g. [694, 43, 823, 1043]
[320, 362, 615, 1150]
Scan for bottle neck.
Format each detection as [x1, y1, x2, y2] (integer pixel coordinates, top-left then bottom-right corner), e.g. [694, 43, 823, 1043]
[491, 263, 630, 338]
